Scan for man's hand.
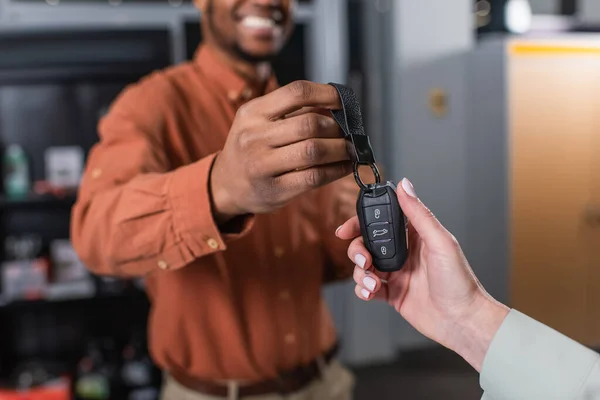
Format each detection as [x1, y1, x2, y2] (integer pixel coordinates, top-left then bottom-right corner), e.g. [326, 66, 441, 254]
[210, 81, 353, 224]
[336, 178, 510, 372]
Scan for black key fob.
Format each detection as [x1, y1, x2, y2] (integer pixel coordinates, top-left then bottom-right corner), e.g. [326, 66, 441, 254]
[356, 182, 409, 272]
[327, 81, 409, 273]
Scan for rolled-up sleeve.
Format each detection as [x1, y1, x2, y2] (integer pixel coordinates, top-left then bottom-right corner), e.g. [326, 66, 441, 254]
[70, 74, 253, 277]
[480, 309, 600, 400]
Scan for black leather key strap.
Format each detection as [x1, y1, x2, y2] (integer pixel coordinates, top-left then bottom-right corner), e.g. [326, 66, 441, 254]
[328, 83, 376, 166]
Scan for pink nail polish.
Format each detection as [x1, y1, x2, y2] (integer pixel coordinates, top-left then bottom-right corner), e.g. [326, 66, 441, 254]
[363, 276, 376, 291]
[354, 254, 366, 269]
[401, 178, 417, 198]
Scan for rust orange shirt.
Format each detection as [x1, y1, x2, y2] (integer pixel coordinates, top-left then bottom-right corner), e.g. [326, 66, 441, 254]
[70, 44, 355, 383]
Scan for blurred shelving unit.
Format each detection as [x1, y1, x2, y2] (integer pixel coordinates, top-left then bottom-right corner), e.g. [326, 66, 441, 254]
[0, 24, 171, 396]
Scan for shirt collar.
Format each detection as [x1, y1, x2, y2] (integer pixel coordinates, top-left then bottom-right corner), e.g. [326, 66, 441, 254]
[194, 44, 279, 104]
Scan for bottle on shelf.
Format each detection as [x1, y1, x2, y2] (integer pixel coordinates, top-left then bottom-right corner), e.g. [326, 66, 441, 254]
[2, 144, 31, 199]
[74, 339, 117, 400]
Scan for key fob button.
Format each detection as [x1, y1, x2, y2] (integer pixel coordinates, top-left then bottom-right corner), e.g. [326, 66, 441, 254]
[364, 205, 391, 226]
[367, 222, 394, 241]
[371, 240, 396, 259]
[361, 192, 391, 207]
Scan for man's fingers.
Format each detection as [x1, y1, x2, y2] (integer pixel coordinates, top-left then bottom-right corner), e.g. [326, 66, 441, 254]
[252, 81, 342, 119]
[275, 161, 353, 200]
[272, 138, 350, 175]
[284, 106, 332, 119]
[397, 178, 450, 248]
[265, 113, 342, 147]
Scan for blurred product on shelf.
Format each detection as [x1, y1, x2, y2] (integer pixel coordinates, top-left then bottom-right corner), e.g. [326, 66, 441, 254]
[44, 147, 84, 190]
[2, 144, 31, 199]
[0, 258, 49, 302]
[50, 240, 88, 284]
[32, 181, 75, 199]
[120, 332, 157, 400]
[0, 144, 83, 202]
[74, 339, 117, 400]
[45, 240, 96, 301]
[1, 235, 48, 303]
[73, 335, 159, 400]
[0, 361, 70, 400]
[0, 237, 97, 305]
[4, 236, 42, 261]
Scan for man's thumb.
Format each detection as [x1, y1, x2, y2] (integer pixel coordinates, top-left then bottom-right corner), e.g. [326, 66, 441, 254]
[397, 178, 449, 246]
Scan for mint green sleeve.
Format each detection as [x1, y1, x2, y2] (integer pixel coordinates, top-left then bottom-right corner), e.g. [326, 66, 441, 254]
[479, 309, 600, 400]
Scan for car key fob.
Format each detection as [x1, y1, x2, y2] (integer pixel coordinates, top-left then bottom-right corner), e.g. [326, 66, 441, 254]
[356, 182, 409, 272]
[328, 82, 409, 273]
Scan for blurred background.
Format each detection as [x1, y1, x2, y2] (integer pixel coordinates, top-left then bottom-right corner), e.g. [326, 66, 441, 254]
[0, 0, 599, 399]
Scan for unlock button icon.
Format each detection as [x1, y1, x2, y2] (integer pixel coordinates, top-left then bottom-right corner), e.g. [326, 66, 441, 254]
[372, 239, 395, 259]
[364, 205, 391, 226]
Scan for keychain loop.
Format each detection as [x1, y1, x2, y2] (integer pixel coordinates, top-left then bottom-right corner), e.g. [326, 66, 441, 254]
[353, 162, 381, 191]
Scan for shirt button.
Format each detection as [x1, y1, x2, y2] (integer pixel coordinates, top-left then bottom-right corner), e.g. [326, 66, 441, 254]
[284, 334, 296, 345]
[274, 246, 285, 258]
[157, 260, 169, 270]
[207, 238, 219, 249]
[279, 290, 290, 300]
[242, 88, 253, 99]
[91, 168, 102, 179]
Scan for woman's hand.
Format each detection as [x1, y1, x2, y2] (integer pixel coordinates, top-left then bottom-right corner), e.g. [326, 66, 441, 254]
[336, 178, 510, 372]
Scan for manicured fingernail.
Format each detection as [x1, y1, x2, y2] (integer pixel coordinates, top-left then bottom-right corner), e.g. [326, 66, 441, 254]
[401, 178, 417, 198]
[335, 226, 342, 237]
[354, 254, 366, 269]
[361, 288, 371, 299]
[363, 276, 376, 291]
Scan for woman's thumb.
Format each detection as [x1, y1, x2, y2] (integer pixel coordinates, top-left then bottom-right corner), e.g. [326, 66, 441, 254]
[397, 178, 449, 246]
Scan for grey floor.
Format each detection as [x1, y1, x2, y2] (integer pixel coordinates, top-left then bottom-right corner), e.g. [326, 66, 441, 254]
[352, 347, 483, 400]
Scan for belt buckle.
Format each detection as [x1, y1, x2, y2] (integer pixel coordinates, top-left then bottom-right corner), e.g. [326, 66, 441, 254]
[227, 381, 239, 400]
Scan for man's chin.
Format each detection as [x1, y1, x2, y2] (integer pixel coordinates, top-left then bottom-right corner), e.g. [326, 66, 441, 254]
[233, 44, 279, 64]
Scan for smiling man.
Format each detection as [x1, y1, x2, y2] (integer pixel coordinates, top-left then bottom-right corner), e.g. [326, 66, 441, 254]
[71, 0, 358, 399]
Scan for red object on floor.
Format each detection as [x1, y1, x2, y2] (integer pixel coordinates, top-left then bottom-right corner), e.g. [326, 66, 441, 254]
[0, 379, 70, 400]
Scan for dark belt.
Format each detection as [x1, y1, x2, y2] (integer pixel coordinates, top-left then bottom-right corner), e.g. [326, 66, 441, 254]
[170, 342, 339, 398]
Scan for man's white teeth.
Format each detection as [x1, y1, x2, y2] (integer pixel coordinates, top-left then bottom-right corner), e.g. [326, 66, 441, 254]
[242, 16, 276, 29]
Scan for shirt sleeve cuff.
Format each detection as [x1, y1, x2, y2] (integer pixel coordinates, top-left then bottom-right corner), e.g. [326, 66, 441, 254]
[480, 309, 600, 399]
[168, 154, 255, 259]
